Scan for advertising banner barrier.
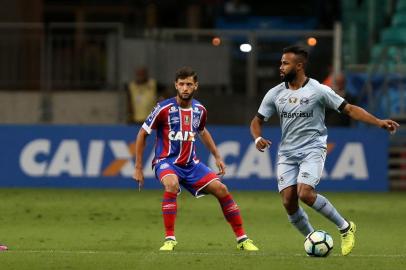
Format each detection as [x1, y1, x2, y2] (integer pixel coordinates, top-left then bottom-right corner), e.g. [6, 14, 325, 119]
[0, 125, 388, 191]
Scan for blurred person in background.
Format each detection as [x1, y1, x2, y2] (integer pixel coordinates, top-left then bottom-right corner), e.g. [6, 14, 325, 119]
[127, 66, 157, 124]
[250, 45, 399, 256]
[133, 66, 259, 251]
[323, 72, 358, 126]
[224, 0, 251, 17]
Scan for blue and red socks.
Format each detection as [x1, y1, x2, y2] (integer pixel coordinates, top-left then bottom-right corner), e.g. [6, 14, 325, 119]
[162, 191, 177, 239]
[218, 194, 246, 240]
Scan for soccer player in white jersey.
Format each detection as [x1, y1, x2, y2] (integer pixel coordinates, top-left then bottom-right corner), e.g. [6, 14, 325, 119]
[250, 45, 399, 255]
[134, 66, 258, 251]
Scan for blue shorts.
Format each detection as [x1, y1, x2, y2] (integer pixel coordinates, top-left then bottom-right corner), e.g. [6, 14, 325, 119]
[276, 148, 327, 192]
[154, 161, 219, 198]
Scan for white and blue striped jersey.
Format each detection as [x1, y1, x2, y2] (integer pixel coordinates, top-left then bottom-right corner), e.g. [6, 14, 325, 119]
[257, 78, 346, 154]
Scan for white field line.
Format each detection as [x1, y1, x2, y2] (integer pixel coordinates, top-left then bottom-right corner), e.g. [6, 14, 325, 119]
[1, 250, 406, 258]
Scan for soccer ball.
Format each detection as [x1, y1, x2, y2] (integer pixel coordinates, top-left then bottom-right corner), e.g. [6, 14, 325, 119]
[304, 230, 333, 257]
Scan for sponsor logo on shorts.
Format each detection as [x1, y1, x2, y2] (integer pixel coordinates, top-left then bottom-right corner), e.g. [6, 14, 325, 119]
[160, 163, 170, 170]
[301, 172, 310, 178]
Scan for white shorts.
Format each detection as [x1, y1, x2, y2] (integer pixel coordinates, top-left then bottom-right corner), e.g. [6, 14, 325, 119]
[276, 148, 327, 192]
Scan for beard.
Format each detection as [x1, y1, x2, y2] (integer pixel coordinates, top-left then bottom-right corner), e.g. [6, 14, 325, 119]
[281, 69, 297, 83]
[177, 91, 194, 101]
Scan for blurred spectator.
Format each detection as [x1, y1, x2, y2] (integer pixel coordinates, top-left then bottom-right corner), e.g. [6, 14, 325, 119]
[224, 0, 251, 17]
[127, 67, 157, 124]
[200, 0, 223, 28]
[317, 0, 341, 29]
[145, 1, 158, 29]
[324, 73, 358, 126]
[186, 2, 202, 28]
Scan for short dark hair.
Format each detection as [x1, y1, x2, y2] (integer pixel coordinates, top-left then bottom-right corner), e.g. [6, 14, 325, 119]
[282, 45, 308, 66]
[175, 66, 198, 82]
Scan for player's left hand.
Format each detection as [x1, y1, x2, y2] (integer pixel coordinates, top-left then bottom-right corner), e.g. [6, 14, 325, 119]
[215, 159, 226, 176]
[379, 119, 400, 134]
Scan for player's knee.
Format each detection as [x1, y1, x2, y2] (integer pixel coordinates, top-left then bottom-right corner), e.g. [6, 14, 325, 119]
[163, 181, 179, 193]
[282, 196, 297, 212]
[207, 181, 229, 197]
[297, 190, 316, 206]
[161, 175, 180, 193]
[217, 182, 229, 196]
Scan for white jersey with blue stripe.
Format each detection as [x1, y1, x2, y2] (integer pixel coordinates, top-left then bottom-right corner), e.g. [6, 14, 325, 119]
[257, 78, 345, 154]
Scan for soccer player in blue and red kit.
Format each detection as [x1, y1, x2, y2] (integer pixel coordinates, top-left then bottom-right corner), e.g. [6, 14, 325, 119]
[133, 66, 258, 251]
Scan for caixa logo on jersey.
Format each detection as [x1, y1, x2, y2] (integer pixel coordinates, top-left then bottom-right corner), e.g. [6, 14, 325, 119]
[18, 139, 154, 178]
[168, 131, 196, 141]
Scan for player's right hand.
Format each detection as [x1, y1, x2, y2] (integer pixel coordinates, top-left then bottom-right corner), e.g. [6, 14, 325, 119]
[133, 168, 144, 190]
[215, 159, 226, 176]
[255, 137, 272, 152]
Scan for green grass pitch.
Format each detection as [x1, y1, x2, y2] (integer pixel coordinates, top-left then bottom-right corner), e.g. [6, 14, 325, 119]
[0, 188, 405, 270]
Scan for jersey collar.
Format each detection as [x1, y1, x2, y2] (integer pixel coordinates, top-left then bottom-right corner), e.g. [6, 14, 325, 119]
[285, 77, 310, 89]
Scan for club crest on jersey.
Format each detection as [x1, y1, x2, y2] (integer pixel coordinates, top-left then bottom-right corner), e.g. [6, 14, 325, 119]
[184, 115, 190, 125]
[289, 97, 298, 104]
[300, 97, 310, 105]
[168, 131, 196, 141]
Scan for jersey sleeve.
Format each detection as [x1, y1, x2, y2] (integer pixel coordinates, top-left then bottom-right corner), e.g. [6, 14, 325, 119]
[257, 89, 277, 121]
[198, 106, 207, 132]
[142, 103, 163, 134]
[319, 84, 345, 112]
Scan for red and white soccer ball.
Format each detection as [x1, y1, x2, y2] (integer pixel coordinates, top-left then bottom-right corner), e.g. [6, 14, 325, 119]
[304, 230, 333, 257]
